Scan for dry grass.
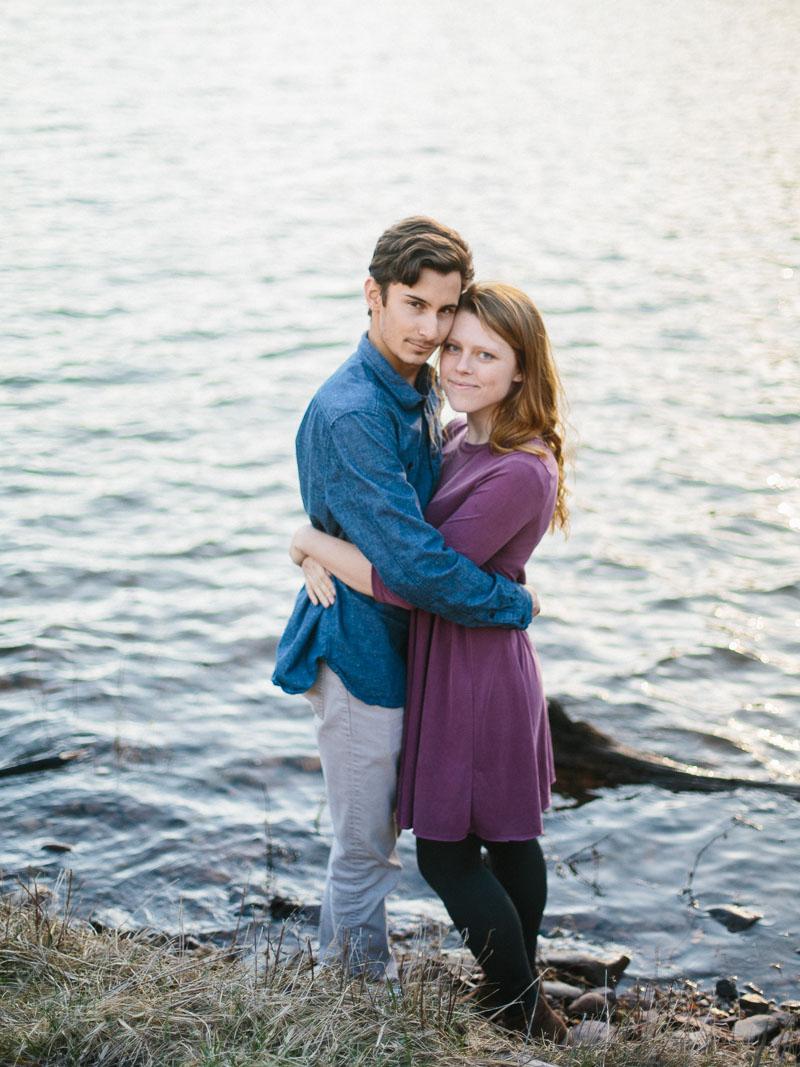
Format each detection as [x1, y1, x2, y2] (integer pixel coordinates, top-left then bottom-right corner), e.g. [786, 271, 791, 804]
[0, 882, 780, 1067]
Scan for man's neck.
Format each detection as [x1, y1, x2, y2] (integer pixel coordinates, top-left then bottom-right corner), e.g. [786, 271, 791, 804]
[367, 326, 421, 385]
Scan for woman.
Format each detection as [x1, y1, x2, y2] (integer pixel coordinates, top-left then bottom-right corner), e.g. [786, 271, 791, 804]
[291, 282, 569, 1040]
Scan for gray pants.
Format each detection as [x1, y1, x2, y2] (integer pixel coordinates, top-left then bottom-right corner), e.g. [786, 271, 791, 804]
[304, 662, 404, 975]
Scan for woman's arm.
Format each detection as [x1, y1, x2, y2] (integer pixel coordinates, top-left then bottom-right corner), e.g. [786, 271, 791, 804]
[291, 525, 373, 597]
[292, 523, 540, 618]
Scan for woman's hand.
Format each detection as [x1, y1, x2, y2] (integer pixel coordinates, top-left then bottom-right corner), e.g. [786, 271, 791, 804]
[524, 583, 541, 620]
[288, 523, 373, 598]
[303, 556, 336, 608]
[290, 525, 314, 567]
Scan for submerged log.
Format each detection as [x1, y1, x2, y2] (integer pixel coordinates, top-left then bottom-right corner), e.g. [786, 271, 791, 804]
[0, 750, 86, 779]
[547, 699, 800, 802]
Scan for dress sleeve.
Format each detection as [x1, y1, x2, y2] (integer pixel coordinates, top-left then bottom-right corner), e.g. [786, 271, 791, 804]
[435, 453, 556, 568]
[371, 567, 412, 609]
[323, 410, 532, 628]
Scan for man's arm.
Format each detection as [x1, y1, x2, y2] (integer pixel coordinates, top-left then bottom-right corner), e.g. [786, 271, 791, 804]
[291, 524, 541, 620]
[321, 410, 532, 628]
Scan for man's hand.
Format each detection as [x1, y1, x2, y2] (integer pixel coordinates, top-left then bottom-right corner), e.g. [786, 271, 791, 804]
[303, 557, 336, 608]
[524, 583, 541, 620]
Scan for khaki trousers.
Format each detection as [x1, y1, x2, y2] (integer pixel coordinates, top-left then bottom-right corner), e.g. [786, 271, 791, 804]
[304, 662, 404, 975]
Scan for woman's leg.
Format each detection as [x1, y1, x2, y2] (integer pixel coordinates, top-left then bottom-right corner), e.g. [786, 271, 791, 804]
[416, 834, 566, 1040]
[483, 837, 547, 972]
[416, 835, 535, 1002]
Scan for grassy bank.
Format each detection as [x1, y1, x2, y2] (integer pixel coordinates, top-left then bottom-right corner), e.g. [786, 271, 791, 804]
[0, 884, 783, 1066]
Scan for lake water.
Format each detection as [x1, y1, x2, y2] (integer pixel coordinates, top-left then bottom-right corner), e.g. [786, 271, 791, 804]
[2, 0, 799, 998]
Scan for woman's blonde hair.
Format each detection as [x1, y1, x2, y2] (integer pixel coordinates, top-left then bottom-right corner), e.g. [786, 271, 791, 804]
[458, 282, 569, 532]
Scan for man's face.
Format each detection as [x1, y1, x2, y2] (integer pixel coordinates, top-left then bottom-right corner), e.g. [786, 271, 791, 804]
[365, 267, 463, 383]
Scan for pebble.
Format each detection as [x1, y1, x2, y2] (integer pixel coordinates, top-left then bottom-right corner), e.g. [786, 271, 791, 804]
[739, 992, 772, 1016]
[569, 988, 616, 1019]
[707, 904, 762, 932]
[772, 1030, 800, 1051]
[541, 980, 583, 1002]
[772, 1011, 796, 1029]
[567, 1019, 613, 1045]
[715, 977, 738, 1002]
[733, 1014, 782, 1043]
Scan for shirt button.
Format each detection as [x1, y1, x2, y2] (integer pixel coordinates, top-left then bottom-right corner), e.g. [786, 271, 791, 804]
[489, 611, 495, 619]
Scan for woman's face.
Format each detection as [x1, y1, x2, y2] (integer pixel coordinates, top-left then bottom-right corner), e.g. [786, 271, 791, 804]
[439, 310, 521, 424]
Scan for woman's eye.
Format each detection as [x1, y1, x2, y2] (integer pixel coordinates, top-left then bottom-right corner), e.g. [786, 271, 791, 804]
[479, 351, 494, 360]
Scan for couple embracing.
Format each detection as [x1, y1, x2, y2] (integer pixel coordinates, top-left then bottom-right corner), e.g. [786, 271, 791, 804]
[272, 217, 569, 1040]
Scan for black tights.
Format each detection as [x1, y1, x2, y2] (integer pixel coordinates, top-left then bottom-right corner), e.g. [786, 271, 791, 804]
[416, 835, 547, 1010]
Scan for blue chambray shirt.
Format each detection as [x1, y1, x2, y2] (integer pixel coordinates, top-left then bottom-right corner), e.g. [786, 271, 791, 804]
[272, 332, 533, 708]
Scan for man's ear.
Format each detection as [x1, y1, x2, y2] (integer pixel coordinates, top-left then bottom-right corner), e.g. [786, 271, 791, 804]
[364, 277, 383, 314]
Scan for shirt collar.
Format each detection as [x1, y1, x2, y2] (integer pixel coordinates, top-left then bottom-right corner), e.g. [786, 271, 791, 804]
[357, 332, 436, 411]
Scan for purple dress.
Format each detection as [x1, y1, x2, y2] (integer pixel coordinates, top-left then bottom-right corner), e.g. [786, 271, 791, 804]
[371, 420, 558, 842]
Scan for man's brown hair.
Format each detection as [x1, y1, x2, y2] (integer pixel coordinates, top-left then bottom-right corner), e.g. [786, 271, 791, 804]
[368, 217, 474, 304]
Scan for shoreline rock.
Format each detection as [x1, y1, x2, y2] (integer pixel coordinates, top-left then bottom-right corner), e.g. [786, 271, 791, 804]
[397, 921, 800, 1052]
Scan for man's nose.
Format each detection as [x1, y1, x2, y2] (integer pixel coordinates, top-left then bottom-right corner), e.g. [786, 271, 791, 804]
[417, 311, 439, 339]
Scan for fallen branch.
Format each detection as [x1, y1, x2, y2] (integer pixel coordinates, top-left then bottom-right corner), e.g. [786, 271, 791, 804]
[0, 749, 86, 779]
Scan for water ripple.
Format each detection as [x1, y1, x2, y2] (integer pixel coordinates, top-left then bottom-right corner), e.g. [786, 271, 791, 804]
[2, 0, 798, 997]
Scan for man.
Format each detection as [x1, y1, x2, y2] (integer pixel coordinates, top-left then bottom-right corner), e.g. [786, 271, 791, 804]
[272, 217, 533, 975]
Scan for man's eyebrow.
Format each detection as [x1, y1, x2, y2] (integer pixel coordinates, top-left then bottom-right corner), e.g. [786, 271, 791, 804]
[402, 290, 431, 306]
[402, 290, 459, 312]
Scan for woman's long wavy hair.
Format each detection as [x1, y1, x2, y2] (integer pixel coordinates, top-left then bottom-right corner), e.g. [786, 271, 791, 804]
[456, 282, 569, 533]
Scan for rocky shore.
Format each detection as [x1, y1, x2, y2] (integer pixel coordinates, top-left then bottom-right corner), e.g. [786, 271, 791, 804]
[265, 884, 800, 1058]
[409, 933, 800, 1060]
[2, 882, 798, 1067]
[543, 966, 800, 1057]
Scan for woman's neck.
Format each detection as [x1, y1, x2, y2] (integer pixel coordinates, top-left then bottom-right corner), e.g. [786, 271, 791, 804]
[464, 412, 492, 445]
